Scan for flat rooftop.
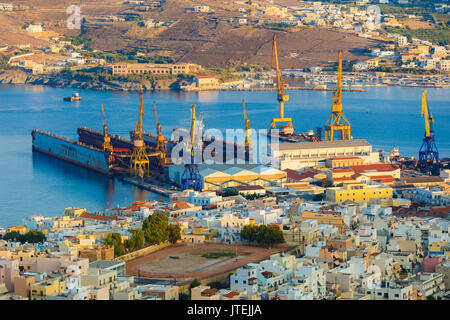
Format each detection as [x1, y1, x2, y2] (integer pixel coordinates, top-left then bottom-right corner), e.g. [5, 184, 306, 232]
[89, 260, 125, 269]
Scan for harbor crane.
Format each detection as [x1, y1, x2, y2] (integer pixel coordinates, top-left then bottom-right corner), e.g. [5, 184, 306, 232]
[130, 92, 150, 178]
[324, 50, 352, 141]
[101, 102, 113, 153]
[153, 101, 167, 168]
[270, 33, 293, 134]
[418, 90, 439, 175]
[242, 99, 251, 150]
[181, 104, 203, 191]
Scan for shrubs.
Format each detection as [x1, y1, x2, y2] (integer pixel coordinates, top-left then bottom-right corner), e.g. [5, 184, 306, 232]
[2, 230, 46, 244]
[240, 225, 285, 246]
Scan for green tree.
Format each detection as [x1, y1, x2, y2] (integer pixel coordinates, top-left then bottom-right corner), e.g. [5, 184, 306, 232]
[126, 228, 145, 251]
[168, 224, 181, 244]
[179, 292, 190, 300]
[104, 233, 124, 257]
[2, 231, 46, 244]
[223, 188, 239, 197]
[240, 225, 285, 246]
[190, 279, 201, 289]
[142, 212, 169, 245]
[2, 231, 21, 242]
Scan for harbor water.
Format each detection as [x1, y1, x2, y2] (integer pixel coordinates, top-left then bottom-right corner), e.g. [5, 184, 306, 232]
[0, 84, 448, 226]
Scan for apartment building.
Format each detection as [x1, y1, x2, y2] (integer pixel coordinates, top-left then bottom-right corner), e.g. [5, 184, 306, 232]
[326, 182, 393, 203]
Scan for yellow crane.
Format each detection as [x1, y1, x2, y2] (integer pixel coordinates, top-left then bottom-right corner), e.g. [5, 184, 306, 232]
[418, 89, 439, 175]
[324, 50, 352, 141]
[101, 102, 113, 153]
[130, 92, 150, 177]
[421, 90, 433, 138]
[242, 99, 251, 149]
[153, 101, 166, 168]
[181, 104, 203, 191]
[270, 33, 293, 133]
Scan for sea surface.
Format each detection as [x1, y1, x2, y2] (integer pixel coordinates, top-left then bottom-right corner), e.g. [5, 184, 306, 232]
[0, 84, 448, 226]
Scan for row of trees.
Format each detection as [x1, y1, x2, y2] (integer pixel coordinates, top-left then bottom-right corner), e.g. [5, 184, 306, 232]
[1, 230, 46, 244]
[240, 225, 285, 246]
[104, 212, 182, 257]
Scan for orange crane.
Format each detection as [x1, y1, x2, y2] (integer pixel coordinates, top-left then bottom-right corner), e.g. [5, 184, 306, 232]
[130, 92, 150, 177]
[324, 50, 352, 141]
[153, 100, 166, 168]
[100, 102, 113, 153]
[270, 33, 293, 133]
[242, 99, 251, 149]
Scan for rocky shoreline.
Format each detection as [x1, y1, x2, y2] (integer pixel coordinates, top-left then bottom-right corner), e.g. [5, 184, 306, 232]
[0, 69, 176, 91]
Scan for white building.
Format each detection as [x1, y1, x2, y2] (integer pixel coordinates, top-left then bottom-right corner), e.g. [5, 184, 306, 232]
[194, 6, 210, 13]
[397, 36, 408, 47]
[26, 24, 43, 33]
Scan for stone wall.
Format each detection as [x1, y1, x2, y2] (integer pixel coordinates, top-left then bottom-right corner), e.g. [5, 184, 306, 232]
[115, 242, 171, 262]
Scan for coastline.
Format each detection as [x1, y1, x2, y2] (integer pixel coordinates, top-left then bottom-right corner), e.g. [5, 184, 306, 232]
[1, 69, 448, 93]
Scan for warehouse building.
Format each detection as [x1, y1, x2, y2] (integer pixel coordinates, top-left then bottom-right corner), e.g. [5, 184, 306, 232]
[168, 164, 287, 191]
[270, 139, 379, 170]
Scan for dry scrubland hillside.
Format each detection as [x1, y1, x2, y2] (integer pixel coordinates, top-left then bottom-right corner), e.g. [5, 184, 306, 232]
[1, 0, 380, 68]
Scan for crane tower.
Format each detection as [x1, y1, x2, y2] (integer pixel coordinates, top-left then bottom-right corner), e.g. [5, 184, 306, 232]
[101, 102, 113, 153]
[418, 90, 439, 175]
[324, 50, 352, 141]
[242, 99, 252, 150]
[270, 33, 293, 134]
[153, 101, 167, 168]
[130, 92, 150, 177]
[181, 104, 203, 191]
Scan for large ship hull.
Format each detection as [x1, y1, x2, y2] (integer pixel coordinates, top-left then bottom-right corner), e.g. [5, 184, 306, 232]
[31, 129, 111, 175]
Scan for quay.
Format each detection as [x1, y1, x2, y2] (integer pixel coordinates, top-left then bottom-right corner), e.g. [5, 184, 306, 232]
[183, 86, 367, 92]
[118, 176, 176, 197]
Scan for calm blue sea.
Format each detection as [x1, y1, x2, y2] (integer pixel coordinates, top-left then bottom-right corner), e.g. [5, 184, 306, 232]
[0, 84, 448, 226]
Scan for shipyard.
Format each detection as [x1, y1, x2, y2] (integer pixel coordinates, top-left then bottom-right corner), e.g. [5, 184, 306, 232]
[1, 0, 450, 306]
[31, 34, 448, 197]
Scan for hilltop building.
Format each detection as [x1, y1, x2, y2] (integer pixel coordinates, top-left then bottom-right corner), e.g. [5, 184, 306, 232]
[112, 63, 201, 76]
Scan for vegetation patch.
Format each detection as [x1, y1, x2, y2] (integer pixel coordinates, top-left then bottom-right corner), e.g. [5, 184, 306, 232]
[169, 256, 180, 259]
[201, 252, 236, 259]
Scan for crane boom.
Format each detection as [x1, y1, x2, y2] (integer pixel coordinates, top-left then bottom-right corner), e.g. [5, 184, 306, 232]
[101, 102, 112, 152]
[421, 90, 433, 138]
[101, 102, 106, 131]
[136, 92, 144, 141]
[272, 33, 282, 95]
[190, 104, 196, 159]
[243, 99, 251, 147]
[332, 50, 343, 112]
[153, 101, 159, 125]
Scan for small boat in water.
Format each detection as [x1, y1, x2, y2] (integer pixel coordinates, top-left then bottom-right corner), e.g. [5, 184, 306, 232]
[64, 93, 82, 102]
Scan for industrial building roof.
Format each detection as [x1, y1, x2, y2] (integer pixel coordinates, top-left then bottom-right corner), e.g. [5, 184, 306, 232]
[273, 139, 371, 151]
[89, 260, 125, 269]
[403, 176, 443, 183]
[172, 163, 285, 177]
